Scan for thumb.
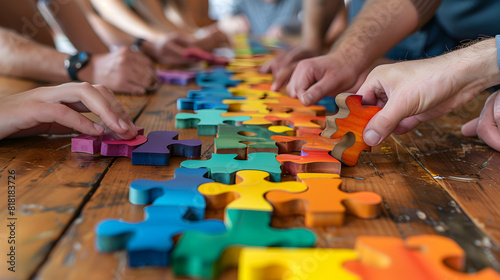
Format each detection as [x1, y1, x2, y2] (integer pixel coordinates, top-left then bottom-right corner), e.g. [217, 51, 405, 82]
[363, 98, 408, 146]
[461, 117, 479, 137]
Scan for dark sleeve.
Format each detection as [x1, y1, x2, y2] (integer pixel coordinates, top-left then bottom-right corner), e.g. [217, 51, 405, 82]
[410, 0, 443, 26]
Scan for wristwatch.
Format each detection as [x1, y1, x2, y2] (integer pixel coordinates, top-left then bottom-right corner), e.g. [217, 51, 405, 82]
[64, 52, 91, 81]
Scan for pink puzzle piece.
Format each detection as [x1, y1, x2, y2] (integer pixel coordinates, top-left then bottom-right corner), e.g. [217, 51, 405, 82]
[183, 48, 228, 65]
[101, 135, 147, 158]
[157, 70, 198, 85]
[71, 134, 101, 154]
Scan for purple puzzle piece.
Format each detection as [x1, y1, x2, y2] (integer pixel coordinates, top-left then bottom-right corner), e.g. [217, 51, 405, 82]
[156, 70, 197, 86]
[101, 135, 147, 158]
[71, 134, 101, 154]
[132, 131, 202, 165]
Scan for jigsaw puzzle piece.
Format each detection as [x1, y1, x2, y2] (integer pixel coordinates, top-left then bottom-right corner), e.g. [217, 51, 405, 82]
[266, 96, 326, 116]
[100, 135, 147, 158]
[228, 84, 282, 98]
[131, 131, 201, 165]
[296, 128, 324, 136]
[296, 173, 340, 180]
[316, 96, 337, 112]
[156, 69, 197, 85]
[196, 70, 241, 89]
[183, 47, 228, 65]
[95, 206, 225, 267]
[268, 125, 295, 136]
[321, 93, 382, 166]
[276, 149, 341, 176]
[231, 71, 274, 84]
[188, 88, 234, 98]
[129, 167, 213, 220]
[221, 112, 291, 127]
[266, 177, 381, 226]
[343, 235, 500, 280]
[198, 170, 306, 212]
[223, 98, 278, 114]
[177, 95, 245, 110]
[181, 153, 281, 184]
[175, 109, 251, 135]
[172, 209, 316, 279]
[265, 112, 326, 130]
[271, 134, 342, 154]
[214, 124, 284, 159]
[71, 134, 101, 154]
[239, 247, 359, 280]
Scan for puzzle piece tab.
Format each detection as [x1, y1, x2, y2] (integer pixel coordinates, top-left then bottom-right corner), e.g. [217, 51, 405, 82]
[198, 170, 306, 212]
[181, 153, 281, 184]
[129, 168, 213, 220]
[172, 209, 316, 279]
[266, 177, 381, 226]
[265, 112, 326, 130]
[100, 135, 147, 158]
[271, 134, 341, 154]
[95, 206, 225, 267]
[131, 131, 201, 165]
[343, 235, 500, 280]
[239, 247, 359, 280]
[321, 93, 382, 166]
[276, 149, 341, 176]
[215, 124, 283, 159]
[175, 109, 251, 135]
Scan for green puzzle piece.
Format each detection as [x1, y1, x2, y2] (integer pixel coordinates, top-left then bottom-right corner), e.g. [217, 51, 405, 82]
[175, 109, 251, 135]
[172, 209, 317, 279]
[215, 124, 285, 159]
[180, 153, 281, 184]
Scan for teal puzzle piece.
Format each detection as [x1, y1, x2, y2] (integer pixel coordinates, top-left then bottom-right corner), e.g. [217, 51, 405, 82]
[175, 109, 251, 136]
[180, 153, 281, 184]
[95, 206, 225, 267]
[129, 168, 213, 220]
[172, 209, 316, 279]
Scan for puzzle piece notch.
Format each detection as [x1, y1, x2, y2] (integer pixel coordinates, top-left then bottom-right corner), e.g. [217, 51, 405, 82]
[266, 96, 326, 116]
[239, 247, 359, 280]
[321, 93, 382, 166]
[265, 112, 326, 130]
[100, 135, 147, 158]
[95, 206, 226, 267]
[266, 177, 381, 226]
[156, 69, 197, 85]
[172, 209, 316, 279]
[214, 124, 284, 159]
[129, 167, 213, 220]
[271, 134, 342, 154]
[175, 109, 251, 135]
[177, 95, 245, 111]
[276, 149, 341, 176]
[198, 170, 306, 212]
[343, 235, 500, 280]
[131, 131, 201, 165]
[181, 153, 281, 184]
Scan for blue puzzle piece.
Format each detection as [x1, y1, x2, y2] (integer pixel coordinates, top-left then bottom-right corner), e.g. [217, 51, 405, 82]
[196, 71, 241, 89]
[316, 96, 337, 112]
[95, 206, 226, 267]
[177, 95, 245, 110]
[129, 168, 213, 220]
[188, 88, 234, 98]
[132, 131, 201, 166]
[180, 153, 282, 184]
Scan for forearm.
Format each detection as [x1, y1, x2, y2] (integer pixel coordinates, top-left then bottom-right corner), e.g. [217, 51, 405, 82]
[90, 0, 165, 42]
[0, 28, 70, 83]
[133, 0, 180, 32]
[39, 0, 109, 53]
[301, 0, 342, 49]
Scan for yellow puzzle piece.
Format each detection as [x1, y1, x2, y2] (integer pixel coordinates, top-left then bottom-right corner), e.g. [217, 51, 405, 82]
[229, 85, 283, 98]
[221, 112, 292, 126]
[198, 170, 306, 212]
[268, 125, 294, 136]
[296, 173, 341, 181]
[223, 98, 279, 113]
[238, 247, 360, 280]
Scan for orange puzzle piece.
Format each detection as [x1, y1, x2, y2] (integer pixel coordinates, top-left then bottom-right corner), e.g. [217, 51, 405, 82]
[321, 93, 381, 166]
[343, 235, 500, 280]
[271, 134, 342, 154]
[266, 177, 381, 226]
[266, 96, 326, 116]
[275, 149, 342, 176]
[265, 112, 326, 130]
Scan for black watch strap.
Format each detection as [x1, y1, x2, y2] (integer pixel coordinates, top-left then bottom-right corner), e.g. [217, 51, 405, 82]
[64, 52, 91, 81]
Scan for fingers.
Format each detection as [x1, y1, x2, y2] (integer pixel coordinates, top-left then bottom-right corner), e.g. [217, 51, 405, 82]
[461, 117, 479, 137]
[271, 65, 295, 92]
[467, 92, 500, 151]
[363, 96, 408, 146]
[297, 78, 333, 106]
[260, 58, 277, 74]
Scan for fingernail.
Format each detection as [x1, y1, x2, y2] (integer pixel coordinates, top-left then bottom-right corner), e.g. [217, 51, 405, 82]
[118, 118, 130, 131]
[302, 93, 313, 106]
[93, 123, 104, 133]
[364, 130, 381, 146]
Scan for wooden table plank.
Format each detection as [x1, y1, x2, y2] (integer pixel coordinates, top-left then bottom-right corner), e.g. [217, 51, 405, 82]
[36, 87, 500, 280]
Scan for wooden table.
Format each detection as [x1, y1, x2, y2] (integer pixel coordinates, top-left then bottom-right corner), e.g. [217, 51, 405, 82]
[0, 76, 499, 280]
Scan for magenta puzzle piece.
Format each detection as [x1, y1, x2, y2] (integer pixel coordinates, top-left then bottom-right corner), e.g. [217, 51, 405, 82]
[101, 135, 147, 158]
[71, 134, 102, 154]
[132, 131, 202, 166]
[156, 70, 197, 86]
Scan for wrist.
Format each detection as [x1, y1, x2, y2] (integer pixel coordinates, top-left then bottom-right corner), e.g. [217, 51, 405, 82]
[139, 40, 157, 60]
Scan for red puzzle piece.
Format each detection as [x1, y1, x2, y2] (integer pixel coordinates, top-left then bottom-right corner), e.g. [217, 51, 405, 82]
[266, 177, 382, 226]
[321, 93, 381, 166]
[344, 235, 500, 280]
[101, 135, 147, 158]
[265, 112, 326, 130]
[275, 149, 341, 176]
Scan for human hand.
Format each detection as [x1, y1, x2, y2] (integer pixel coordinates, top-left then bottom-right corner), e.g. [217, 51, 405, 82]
[261, 46, 322, 92]
[264, 25, 284, 40]
[150, 34, 195, 66]
[462, 91, 500, 151]
[286, 53, 359, 106]
[79, 46, 156, 95]
[0, 83, 138, 140]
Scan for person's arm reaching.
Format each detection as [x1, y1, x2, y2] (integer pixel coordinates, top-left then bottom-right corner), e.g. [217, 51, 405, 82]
[357, 38, 500, 150]
[287, 0, 443, 106]
[0, 83, 138, 140]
